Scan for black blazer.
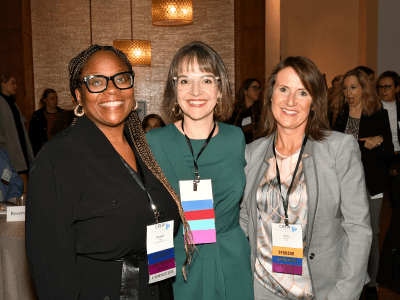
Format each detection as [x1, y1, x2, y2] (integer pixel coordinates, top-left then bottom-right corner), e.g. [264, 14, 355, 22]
[331, 106, 394, 196]
[26, 115, 180, 300]
[29, 106, 64, 156]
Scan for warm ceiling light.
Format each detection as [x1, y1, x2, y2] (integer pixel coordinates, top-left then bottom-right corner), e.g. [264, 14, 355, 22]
[152, 0, 193, 26]
[113, 40, 151, 66]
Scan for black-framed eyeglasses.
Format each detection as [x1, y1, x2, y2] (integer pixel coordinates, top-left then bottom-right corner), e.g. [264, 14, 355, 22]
[377, 85, 395, 92]
[80, 71, 135, 93]
[248, 86, 262, 92]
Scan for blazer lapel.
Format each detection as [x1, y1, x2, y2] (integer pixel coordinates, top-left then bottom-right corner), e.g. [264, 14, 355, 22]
[249, 138, 273, 233]
[74, 116, 135, 184]
[302, 140, 318, 255]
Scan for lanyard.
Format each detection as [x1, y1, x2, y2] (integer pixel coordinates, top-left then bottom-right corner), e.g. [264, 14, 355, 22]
[272, 136, 307, 227]
[181, 119, 216, 191]
[121, 156, 161, 223]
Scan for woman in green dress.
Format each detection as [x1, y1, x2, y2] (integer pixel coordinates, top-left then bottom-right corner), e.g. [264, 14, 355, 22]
[144, 42, 254, 300]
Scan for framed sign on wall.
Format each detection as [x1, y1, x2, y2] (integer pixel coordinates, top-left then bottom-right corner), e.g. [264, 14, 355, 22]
[136, 101, 147, 121]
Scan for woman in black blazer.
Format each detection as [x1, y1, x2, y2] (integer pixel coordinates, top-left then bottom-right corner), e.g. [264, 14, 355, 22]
[330, 68, 394, 298]
[26, 45, 194, 300]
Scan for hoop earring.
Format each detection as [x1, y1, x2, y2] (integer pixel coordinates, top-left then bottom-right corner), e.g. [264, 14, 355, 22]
[172, 102, 181, 117]
[74, 104, 84, 117]
[214, 101, 221, 116]
[132, 100, 138, 111]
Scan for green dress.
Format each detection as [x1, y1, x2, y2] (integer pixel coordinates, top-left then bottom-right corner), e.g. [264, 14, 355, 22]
[146, 122, 254, 300]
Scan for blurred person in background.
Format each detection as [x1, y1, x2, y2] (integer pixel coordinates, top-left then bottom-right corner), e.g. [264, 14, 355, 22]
[330, 68, 393, 300]
[228, 78, 263, 143]
[355, 66, 375, 84]
[29, 88, 64, 156]
[0, 148, 23, 202]
[375, 70, 400, 295]
[0, 73, 34, 192]
[142, 113, 166, 133]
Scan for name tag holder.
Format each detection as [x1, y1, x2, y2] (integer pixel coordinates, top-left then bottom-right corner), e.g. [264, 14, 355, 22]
[179, 120, 217, 244]
[270, 135, 307, 275]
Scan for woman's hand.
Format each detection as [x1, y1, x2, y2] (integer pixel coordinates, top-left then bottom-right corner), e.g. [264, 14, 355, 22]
[359, 136, 383, 150]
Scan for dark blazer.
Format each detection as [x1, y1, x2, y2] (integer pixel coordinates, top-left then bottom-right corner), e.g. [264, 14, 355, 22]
[26, 115, 180, 300]
[331, 107, 394, 196]
[29, 106, 64, 156]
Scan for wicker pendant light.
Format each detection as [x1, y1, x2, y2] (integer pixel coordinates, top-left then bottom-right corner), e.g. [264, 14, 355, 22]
[113, 0, 151, 66]
[152, 0, 193, 26]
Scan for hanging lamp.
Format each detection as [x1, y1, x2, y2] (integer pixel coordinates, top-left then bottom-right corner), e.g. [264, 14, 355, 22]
[152, 0, 193, 26]
[113, 0, 151, 66]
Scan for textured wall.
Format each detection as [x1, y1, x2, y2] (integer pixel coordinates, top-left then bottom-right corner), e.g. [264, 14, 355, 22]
[281, 0, 360, 86]
[31, 0, 234, 121]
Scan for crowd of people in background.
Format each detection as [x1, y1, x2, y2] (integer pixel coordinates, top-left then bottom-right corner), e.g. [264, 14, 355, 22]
[1, 41, 399, 300]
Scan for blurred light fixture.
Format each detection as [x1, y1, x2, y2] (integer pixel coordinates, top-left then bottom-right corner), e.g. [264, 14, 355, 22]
[113, 39, 151, 66]
[152, 0, 193, 26]
[113, 0, 151, 66]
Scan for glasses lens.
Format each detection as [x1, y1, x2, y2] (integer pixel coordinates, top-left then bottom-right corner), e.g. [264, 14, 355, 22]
[175, 76, 218, 91]
[251, 86, 261, 91]
[87, 77, 107, 92]
[114, 73, 133, 89]
[200, 77, 217, 91]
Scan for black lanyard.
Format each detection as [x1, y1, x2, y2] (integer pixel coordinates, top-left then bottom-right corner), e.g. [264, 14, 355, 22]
[181, 119, 216, 191]
[121, 156, 161, 223]
[272, 136, 307, 227]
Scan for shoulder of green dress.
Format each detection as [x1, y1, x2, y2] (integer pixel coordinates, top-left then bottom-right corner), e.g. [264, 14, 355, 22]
[217, 121, 244, 137]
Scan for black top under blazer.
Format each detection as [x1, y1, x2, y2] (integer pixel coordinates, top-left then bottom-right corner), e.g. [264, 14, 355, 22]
[26, 115, 180, 300]
[331, 106, 394, 196]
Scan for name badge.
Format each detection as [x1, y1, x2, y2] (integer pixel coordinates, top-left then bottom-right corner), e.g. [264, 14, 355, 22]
[179, 179, 216, 244]
[1, 167, 12, 185]
[271, 223, 303, 275]
[241, 116, 252, 127]
[7, 206, 25, 222]
[147, 220, 176, 284]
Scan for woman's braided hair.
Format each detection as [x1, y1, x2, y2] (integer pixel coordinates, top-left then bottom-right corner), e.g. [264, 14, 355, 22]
[126, 112, 195, 280]
[68, 44, 195, 280]
[68, 44, 133, 101]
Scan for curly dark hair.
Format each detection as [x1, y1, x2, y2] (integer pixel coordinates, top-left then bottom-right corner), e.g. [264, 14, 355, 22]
[258, 56, 330, 141]
[162, 41, 234, 123]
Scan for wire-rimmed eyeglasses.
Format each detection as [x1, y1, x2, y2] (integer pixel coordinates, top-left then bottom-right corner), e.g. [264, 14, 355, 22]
[80, 71, 135, 93]
[173, 75, 220, 91]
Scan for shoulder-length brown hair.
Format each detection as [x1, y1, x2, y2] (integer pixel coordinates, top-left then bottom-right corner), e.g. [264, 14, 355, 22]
[258, 56, 330, 142]
[376, 70, 400, 103]
[162, 41, 233, 123]
[330, 68, 381, 124]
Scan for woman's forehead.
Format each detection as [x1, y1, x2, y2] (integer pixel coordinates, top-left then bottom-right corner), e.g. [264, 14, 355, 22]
[177, 56, 213, 75]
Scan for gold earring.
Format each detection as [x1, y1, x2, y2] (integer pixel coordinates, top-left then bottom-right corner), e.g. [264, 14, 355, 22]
[172, 102, 181, 117]
[74, 104, 84, 117]
[132, 100, 138, 111]
[214, 101, 221, 116]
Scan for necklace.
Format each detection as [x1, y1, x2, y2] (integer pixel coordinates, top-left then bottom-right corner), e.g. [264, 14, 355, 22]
[45, 108, 59, 119]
